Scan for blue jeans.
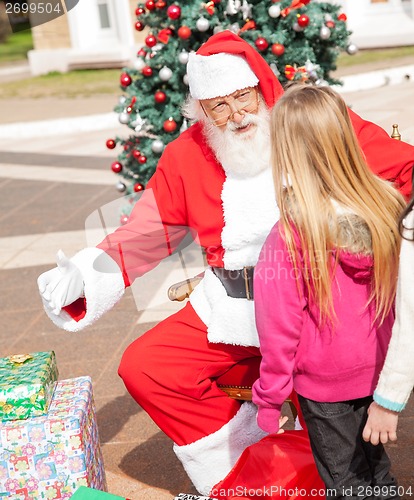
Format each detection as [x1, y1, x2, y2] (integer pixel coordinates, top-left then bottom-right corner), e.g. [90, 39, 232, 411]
[298, 395, 400, 500]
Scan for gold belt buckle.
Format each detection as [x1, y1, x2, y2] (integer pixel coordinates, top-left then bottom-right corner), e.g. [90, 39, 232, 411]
[242, 266, 253, 301]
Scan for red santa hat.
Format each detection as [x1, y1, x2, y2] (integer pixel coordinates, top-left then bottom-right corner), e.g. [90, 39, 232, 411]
[187, 31, 284, 108]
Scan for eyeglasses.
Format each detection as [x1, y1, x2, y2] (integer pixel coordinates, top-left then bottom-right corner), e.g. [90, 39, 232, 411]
[200, 87, 259, 127]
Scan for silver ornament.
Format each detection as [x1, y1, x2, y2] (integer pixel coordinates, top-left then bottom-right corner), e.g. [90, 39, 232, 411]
[240, 0, 252, 20]
[116, 182, 127, 193]
[151, 139, 165, 154]
[229, 22, 240, 33]
[118, 112, 130, 124]
[320, 26, 331, 40]
[226, 0, 240, 15]
[213, 25, 224, 34]
[196, 17, 210, 32]
[118, 96, 127, 105]
[304, 59, 320, 81]
[293, 22, 304, 32]
[178, 50, 189, 65]
[131, 113, 146, 132]
[159, 66, 173, 81]
[183, 74, 189, 86]
[270, 63, 280, 77]
[268, 5, 281, 18]
[346, 43, 359, 55]
[133, 58, 146, 71]
[152, 43, 164, 55]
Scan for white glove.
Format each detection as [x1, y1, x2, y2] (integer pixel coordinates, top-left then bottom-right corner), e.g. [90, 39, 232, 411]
[37, 250, 84, 315]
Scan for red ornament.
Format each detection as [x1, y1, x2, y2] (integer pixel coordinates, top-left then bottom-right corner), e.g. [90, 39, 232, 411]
[167, 4, 181, 19]
[135, 21, 145, 31]
[142, 66, 153, 77]
[255, 37, 269, 51]
[134, 183, 145, 192]
[163, 118, 177, 133]
[297, 14, 310, 27]
[132, 149, 141, 159]
[145, 0, 155, 10]
[154, 90, 167, 103]
[106, 139, 116, 149]
[326, 20, 335, 29]
[138, 155, 147, 164]
[155, 0, 166, 7]
[338, 13, 347, 22]
[120, 72, 132, 86]
[120, 215, 129, 225]
[302, 0, 311, 4]
[145, 34, 157, 47]
[178, 26, 192, 39]
[111, 161, 123, 173]
[271, 43, 285, 57]
[137, 48, 147, 57]
[135, 7, 145, 15]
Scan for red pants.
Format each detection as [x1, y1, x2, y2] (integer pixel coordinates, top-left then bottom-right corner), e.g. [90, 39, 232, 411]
[118, 302, 260, 446]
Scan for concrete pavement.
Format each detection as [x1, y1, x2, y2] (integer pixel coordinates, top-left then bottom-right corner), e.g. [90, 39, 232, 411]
[0, 69, 414, 498]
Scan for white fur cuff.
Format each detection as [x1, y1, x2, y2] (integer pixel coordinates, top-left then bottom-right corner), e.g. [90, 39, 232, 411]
[42, 248, 125, 332]
[173, 402, 266, 495]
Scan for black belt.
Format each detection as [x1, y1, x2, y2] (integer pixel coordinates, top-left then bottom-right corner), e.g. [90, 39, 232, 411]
[212, 266, 254, 300]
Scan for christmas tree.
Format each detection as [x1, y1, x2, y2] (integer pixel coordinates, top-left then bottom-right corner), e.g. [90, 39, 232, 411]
[107, 0, 354, 209]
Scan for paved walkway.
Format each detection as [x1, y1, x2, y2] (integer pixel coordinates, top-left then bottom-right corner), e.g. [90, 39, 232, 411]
[0, 64, 414, 499]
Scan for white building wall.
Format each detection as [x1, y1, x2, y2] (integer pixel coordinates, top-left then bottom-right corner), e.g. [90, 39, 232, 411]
[29, 0, 136, 75]
[323, 0, 414, 48]
[29, 0, 414, 75]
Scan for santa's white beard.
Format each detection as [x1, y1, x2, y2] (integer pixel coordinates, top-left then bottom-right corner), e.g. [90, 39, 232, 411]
[202, 105, 272, 178]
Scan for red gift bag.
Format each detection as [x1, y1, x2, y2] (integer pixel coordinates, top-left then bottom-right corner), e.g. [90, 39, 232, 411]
[211, 430, 325, 500]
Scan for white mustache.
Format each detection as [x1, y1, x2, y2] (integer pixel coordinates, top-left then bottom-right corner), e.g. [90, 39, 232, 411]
[226, 113, 259, 131]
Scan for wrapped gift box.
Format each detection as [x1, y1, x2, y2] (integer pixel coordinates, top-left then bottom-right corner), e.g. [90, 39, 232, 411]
[0, 376, 106, 499]
[71, 486, 127, 499]
[0, 351, 58, 421]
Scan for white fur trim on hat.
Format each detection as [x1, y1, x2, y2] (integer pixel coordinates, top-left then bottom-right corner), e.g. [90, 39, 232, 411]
[187, 52, 259, 100]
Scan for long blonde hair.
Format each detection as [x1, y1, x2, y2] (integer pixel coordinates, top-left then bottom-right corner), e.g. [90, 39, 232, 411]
[271, 84, 405, 325]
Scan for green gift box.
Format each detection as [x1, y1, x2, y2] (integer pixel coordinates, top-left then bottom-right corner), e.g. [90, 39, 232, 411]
[0, 351, 58, 421]
[71, 487, 127, 499]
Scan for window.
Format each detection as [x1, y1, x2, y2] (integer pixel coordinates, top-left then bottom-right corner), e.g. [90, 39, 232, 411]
[98, 2, 110, 29]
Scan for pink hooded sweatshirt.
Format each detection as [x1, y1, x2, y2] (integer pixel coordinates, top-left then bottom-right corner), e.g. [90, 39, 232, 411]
[252, 214, 394, 434]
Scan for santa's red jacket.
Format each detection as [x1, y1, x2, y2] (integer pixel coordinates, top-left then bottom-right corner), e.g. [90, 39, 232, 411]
[45, 32, 414, 343]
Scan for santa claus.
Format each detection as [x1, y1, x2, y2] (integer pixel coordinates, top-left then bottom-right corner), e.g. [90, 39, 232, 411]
[37, 31, 414, 495]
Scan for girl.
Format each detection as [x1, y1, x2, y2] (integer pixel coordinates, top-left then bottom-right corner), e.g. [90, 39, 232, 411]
[363, 198, 414, 445]
[252, 84, 406, 500]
